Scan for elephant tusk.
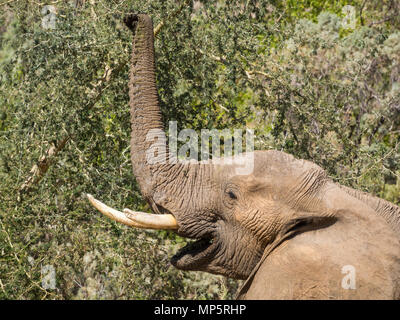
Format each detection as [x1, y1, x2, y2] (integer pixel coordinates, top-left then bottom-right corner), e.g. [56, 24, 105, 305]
[123, 208, 178, 230]
[87, 194, 178, 230]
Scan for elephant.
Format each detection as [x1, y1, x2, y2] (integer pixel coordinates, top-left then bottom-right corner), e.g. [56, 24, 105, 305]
[87, 14, 400, 299]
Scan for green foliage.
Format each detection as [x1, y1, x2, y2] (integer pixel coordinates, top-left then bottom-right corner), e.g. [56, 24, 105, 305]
[0, 0, 399, 299]
[251, 11, 400, 200]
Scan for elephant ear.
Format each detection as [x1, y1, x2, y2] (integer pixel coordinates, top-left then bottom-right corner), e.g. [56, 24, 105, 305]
[236, 215, 337, 299]
[281, 215, 337, 236]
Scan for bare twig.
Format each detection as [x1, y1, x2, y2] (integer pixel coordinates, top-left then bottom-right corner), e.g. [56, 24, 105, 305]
[18, 136, 70, 199]
[0, 279, 5, 294]
[359, 0, 367, 26]
[195, 48, 227, 63]
[368, 14, 398, 27]
[0, 0, 17, 6]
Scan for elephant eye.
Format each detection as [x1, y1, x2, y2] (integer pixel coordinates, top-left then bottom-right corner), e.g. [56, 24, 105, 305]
[228, 190, 237, 200]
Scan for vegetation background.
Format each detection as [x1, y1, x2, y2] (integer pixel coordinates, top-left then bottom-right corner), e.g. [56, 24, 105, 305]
[0, 0, 399, 299]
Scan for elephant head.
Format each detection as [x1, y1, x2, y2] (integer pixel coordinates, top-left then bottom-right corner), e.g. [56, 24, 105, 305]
[88, 14, 400, 297]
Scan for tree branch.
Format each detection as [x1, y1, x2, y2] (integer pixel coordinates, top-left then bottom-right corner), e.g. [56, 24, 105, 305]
[368, 13, 398, 27]
[18, 136, 70, 199]
[18, 2, 190, 198]
[359, 0, 367, 26]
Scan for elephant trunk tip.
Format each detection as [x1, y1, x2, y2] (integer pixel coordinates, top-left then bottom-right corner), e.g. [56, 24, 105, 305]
[123, 13, 140, 32]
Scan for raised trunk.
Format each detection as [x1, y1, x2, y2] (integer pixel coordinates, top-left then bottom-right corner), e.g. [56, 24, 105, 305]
[126, 14, 168, 199]
[125, 14, 214, 221]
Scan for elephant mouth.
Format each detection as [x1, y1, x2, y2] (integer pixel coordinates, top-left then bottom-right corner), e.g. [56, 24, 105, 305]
[86, 195, 220, 270]
[170, 234, 218, 270]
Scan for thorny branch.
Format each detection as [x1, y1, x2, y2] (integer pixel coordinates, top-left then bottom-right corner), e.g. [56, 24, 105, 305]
[18, 2, 191, 198]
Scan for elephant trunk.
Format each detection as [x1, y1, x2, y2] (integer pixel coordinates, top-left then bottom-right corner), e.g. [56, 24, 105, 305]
[125, 14, 168, 199]
[124, 14, 216, 226]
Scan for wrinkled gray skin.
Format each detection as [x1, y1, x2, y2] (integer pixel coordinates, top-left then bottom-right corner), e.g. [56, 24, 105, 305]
[123, 14, 400, 299]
